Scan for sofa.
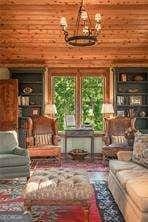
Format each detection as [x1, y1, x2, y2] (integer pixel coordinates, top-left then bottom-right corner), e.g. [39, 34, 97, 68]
[108, 133, 148, 222]
[0, 131, 30, 180]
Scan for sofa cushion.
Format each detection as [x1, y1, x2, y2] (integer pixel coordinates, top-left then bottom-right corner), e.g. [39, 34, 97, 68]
[0, 131, 18, 154]
[0, 154, 30, 167]
[126, 178, 148, 212]
[0, 165, 30, 179]
[116, 168, 148, 188]
[132, 133, 148, 168]
[109, 160, 142, 174]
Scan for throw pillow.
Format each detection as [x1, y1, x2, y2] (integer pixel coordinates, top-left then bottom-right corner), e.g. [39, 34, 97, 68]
[0, 131, 18, 154]
[132, 133, 148, 168]
[111, 135, 127, 145]
[34, 133, 52, 146]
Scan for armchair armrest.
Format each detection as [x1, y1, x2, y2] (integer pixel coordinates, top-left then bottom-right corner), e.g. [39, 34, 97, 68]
[117, 151, 132, 161]
[103, 135, 111, 146]
[53, 135, 61, 145]
[12, 146, 28, 156]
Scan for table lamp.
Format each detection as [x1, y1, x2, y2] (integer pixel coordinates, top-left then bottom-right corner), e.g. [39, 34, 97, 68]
[101, 103, 114, 118]
[44, 104, 57, 117]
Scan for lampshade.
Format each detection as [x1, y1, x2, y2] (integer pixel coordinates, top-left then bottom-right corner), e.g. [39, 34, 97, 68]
[44, 104, 57, 115]
[101, 103, 114, 114]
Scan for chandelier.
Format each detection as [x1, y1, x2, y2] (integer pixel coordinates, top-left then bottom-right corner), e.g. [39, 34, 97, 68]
[60, 0, 101, 47]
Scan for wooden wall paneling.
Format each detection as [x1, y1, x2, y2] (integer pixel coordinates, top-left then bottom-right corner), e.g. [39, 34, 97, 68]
[0, 0, 148, 67]
[1, 0, 148, 5]
[109, 67, 114, 104]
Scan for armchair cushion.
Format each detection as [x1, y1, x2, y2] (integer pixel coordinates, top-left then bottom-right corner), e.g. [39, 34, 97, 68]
[0, 131, 18, 154]
[117, 150, 133, 161]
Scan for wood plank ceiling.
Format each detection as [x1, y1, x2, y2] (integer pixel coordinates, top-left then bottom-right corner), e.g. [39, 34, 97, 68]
[0, 0, 148, 68]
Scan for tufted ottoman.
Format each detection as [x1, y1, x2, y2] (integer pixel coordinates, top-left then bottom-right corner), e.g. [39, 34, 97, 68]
[23, 168, 93, 222]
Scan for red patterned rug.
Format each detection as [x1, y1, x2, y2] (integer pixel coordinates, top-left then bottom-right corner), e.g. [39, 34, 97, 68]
[0, 159, 107, 221]
[31, 157, 108, 172]
[0, 179, 101, 221]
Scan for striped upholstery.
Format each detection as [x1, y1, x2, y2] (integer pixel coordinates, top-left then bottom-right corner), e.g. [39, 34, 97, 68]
[34, 134, 52, 146]
[112, 135, 127, 145]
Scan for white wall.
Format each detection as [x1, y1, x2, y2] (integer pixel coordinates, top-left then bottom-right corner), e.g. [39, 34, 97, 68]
[0, 68, 10, 79]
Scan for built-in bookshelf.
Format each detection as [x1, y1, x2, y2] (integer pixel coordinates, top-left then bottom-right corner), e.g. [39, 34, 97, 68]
[10, 68, 44, 118]
[113, 67, 148, 133]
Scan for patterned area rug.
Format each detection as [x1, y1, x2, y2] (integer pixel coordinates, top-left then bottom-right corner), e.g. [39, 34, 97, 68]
[31, 158, 109, 172]
[94, 181, 125, 222]
[0, 160, 124, 222]
[0, 178, 101, 222]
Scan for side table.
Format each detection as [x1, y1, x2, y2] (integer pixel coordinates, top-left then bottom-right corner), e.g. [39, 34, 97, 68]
[65, 128, 94, 161]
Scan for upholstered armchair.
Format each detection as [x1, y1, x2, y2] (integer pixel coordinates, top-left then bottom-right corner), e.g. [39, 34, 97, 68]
[25, 115, 61, 164]
[102, 116, 136, 161]
[0, 131, 30, 180]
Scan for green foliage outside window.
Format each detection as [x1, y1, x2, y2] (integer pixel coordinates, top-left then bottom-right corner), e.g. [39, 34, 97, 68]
[82, 77, 103, 131]
[53, 76, 75, 130]
[53, 76, 103, 131]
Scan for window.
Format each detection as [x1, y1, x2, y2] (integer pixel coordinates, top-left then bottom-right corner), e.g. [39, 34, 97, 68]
[52, 74, 104, 131]
[82, 76, 103, 131]
[53, 76, 75, 130]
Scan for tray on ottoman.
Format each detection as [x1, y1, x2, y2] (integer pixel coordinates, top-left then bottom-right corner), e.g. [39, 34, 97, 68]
[23, 168, 93, 222]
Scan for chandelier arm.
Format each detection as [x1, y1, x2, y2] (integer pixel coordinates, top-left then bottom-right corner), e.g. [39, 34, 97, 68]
[87, 11, 93, 35]
[63, 31, 69, 42]
[74, 1, 83, 37]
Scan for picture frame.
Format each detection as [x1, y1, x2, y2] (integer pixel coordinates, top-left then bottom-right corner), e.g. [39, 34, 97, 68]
[64, 115, 76, 127]
[29, 107, 40, 116]
[130, 96, 142, 105]
[117, 110, 125, 116]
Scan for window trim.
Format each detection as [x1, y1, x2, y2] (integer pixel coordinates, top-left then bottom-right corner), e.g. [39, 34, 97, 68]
[48, 68, 110, 131]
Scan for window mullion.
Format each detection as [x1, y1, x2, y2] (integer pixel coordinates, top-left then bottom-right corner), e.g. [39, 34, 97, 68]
[75, 74, 82, 127]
